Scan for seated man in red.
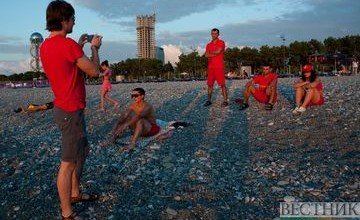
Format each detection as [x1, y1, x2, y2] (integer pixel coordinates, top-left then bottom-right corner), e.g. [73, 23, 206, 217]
[239, 65, 278, 110]
[102, 88, 160, 152]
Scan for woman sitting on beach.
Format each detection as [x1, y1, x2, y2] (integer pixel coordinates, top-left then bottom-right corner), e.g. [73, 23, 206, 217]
[99, 60, 119, 110]
[292, 64, 324, 113]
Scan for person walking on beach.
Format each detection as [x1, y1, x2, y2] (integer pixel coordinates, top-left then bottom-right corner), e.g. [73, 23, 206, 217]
[292, 64, 324, 114]
[99, 60, 119, 111]
[239, 65, 278, 110]
[102, 88, 160, 152]
[204, 28, 228, 107]
[40, 1, 102, 219]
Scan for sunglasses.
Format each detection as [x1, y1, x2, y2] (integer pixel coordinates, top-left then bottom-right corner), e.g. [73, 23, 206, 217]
[131, 94, 140, 98]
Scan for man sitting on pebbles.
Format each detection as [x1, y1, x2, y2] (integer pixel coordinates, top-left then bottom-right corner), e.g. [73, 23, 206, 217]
[292, 64, 324, 114]
[102, 88, 160, 152]
[239, 65, 278, 110]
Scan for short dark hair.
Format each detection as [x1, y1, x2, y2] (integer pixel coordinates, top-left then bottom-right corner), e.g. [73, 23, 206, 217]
[133, 88, 145, 96]
[101, 60, 109, 67]
[211, 28, 220, 34]
[46, 0, 75, 31]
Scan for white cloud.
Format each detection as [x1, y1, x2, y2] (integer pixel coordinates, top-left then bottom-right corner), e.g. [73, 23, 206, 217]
[0, 59, 31, 75]
[161, 44, 182, 66]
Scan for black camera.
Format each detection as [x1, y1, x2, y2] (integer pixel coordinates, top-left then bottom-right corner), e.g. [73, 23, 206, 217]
[87, 34, 94, 42]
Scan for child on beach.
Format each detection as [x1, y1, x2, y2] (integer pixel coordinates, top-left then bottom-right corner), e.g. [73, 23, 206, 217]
[99, 60, 119, 111]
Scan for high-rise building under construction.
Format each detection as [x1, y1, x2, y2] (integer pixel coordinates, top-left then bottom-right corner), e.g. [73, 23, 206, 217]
[136, 14, 155, 59]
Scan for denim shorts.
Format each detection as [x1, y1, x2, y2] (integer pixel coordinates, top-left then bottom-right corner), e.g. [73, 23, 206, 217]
[54, 107, 89, 162]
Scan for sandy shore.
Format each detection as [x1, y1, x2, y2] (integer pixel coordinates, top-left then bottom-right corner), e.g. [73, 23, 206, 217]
[1, 75, 359, 219]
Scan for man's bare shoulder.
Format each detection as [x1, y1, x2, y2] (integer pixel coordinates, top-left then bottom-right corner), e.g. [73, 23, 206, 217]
[143, 101, 154, 109]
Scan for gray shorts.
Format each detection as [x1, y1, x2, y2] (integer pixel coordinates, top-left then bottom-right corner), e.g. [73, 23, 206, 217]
[54, 107, 89, 162]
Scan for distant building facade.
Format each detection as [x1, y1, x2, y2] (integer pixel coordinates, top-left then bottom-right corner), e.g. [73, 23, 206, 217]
[136, 14, 156, 59]
[155, 46, 165, 64]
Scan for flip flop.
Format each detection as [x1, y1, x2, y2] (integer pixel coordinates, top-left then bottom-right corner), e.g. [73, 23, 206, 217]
[62, 211, 82, 220]
[239, 103, 249, 110]
[265, 103, 274, 110]
[70, 193, 99, 204]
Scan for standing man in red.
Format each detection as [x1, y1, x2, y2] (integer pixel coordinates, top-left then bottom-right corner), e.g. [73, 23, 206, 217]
[40, 1, 102, 219]
[204, 28, 228, 107]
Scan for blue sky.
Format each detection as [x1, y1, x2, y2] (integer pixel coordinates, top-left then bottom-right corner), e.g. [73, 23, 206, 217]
[0, 0, 359, 75]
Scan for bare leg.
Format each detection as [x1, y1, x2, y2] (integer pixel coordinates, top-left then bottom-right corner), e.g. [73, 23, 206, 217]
[101, 116, 132, 147]
[221, 85, 228, 102]
[104, 93, 119, 107]
[99, 90, 105, 110]
[207, 86, 213, 102]
[57, 161, 76, 218]
[123, 119, 151, 152]
[70, 157, 85, 198]
[266, 86, 277, 104]
[295, 87, 305, 107]
[243, 83, 255, 104]
[301, 88, 321, 108]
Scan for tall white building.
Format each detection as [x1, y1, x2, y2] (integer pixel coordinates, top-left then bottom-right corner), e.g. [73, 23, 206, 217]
[136, 14, 156, 59]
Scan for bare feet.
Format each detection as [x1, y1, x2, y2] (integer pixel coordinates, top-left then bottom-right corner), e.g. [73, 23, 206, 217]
[114, 102, 119, 108]
[121, 143, 136, 153]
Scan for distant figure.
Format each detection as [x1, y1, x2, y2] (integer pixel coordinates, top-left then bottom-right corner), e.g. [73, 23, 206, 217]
[352, 59, 358, 74]
[102, 88, 160, 152]
[204, 28, 228, 107]
[338, 64, 347, 75]
[243, 70, 249, 79]
[239, 65, 278, 111]
[292, 64, 324, 114]
[40, 0, 102, 219]
[99, 60, 119, 111]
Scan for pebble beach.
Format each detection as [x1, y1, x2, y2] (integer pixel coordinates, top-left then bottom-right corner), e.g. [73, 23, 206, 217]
[1, 75, 359, 219]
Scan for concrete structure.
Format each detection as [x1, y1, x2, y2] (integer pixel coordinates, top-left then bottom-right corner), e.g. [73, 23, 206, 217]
[136, 14, 156, 59]
[155, 46, 165, 64]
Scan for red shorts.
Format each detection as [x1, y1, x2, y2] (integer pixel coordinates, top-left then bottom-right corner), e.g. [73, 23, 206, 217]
[143, 123, 160, 137]
[252, 89, 277, 104]
[101, 81, 112, 92]
[308, 96, 325, 107]
[207, 68, 225, 87]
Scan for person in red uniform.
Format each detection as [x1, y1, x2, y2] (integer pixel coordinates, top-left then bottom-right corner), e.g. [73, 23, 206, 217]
[204, 28, 228, 107]
[40, 1, 102, 219]
[239, 65, 278, 110]
[292, 64, 324, 114]
[101, 88, 160, 152]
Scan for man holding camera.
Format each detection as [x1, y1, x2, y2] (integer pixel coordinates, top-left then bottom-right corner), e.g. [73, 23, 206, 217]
[40, 0, 102, 219]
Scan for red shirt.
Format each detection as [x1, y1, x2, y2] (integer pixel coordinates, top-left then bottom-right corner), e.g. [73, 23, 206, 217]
[40, 35, 85, 112]
[253, 73, 278, 91]
[206, 39, 225, 69]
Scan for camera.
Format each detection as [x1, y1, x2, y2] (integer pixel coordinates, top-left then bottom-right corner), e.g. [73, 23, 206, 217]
[86, 34, 94, 42]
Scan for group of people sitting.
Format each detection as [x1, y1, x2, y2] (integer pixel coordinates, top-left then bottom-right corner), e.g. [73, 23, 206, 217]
[238, 63, 324, 113]
[101, 63, 324, 151]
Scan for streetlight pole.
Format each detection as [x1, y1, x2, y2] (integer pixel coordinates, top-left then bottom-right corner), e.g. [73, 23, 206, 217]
[280, 34, 286, 74]
[191, 46, 197, 79]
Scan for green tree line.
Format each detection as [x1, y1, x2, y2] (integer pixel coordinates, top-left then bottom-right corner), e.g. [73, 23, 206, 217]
[2, 35, 359, 81]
